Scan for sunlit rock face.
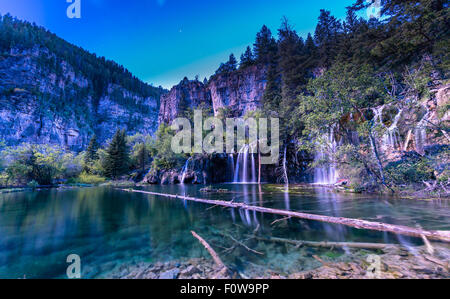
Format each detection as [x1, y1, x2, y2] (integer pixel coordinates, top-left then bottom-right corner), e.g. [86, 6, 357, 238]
[158, 65, 267, 125]
[158, 78, 212, 124]
[0, 47, 161, 150]
[208, 65, 267, 117]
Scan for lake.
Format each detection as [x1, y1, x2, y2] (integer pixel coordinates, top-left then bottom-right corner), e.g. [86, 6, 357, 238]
[0, 184, 449, 278]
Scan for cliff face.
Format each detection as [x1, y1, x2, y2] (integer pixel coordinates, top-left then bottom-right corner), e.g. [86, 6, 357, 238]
[0, 47, 161, 151]
[158, 65, 267, 124]
[158, 78, 211, 124]
[209, 65, 267, 116]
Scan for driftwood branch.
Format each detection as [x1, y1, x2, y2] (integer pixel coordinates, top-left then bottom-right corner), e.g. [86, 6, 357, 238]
[120, 189, 450, 243]
[220, 232, 264, 255]
[191, 231, 226, 270]
[253, 236, 399, 250]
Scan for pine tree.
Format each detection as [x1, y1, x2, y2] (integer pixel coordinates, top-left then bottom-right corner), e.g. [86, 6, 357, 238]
[253, 25, 277, 64]
[314, 10, 343, 67]
[240, 46, 255, 68]
[278, 17, 306, 101]
[215, 54, 238, 75]
[84, 135, 99, 164]
[103, 129, 129, 179]
[226, 53, 238, 72]
[262, 59, 281, 114]
[135, 143, 148, 173]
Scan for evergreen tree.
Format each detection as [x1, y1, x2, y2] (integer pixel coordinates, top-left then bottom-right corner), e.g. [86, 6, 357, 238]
[226, 53, 238, 71]
[278, 17, 306, 102]
[84, 135, 99, 164]
[214, 54, 238, 75]
[351, 0, 449, 65]
[240, 46, 255, 68]
[135, 143, 148, 173]
[103, 129, 129, 179]
[262, 60, 281, 114]
[314, 9, 343, 67]
[253, 25, 277, 64]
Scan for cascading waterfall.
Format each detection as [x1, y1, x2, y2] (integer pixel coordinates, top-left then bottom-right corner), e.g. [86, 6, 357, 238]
[243, 146, 249, 183]
[251, 144, 256, 183]
[233, 145, 257, 183]
[383, 109, 403, 150]
[282, 146, 289, 185]
[415, 106, 430, 155]
[314, 129, 338, 185]
[227, 154, 235, 182]
[180, 158, 192, 184]
[372, 105, 385, 125]
[372, 105, 403, 151]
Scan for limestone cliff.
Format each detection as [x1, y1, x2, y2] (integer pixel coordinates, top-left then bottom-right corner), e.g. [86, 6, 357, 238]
[0, 47, 163, 151]
[158, 78, 211, 124]
[158, 65, 267, 124]
[208, 65, 267, 116]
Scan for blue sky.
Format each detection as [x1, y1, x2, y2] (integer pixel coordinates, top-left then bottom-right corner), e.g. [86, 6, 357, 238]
[0, 0, 355, 89]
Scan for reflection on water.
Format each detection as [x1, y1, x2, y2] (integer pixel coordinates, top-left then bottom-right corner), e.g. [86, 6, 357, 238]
[0, 185, 449, 278]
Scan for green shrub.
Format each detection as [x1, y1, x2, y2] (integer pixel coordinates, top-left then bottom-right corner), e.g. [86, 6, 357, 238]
[27, 180, 39, 189]
[385, 156, 435, 185]
[76, 172, 106, 185]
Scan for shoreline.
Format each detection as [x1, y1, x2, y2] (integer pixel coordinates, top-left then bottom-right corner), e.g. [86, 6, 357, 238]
[1, 182, 448, 201]
[103, 243, 449, 279]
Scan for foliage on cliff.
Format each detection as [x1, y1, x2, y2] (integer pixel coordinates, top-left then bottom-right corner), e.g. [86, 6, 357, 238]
[0, 13, 163, 100]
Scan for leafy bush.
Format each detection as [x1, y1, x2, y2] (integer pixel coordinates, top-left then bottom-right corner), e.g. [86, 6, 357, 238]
[385, 155, 435, 185]
[27, 180, 39, 189]
[75, 172, 106, 185]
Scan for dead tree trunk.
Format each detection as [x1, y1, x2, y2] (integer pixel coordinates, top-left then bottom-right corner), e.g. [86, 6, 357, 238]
[191, 231, 226, 269]
[253, 236, 399, 250]
[119, 189, 450, 243]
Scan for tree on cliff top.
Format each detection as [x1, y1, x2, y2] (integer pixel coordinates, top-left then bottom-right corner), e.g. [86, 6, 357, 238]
[215, 54, 238, 75]
[240, 46, 255, 69]
[253, 25, 277, 64]
[103, 129, 129, 179]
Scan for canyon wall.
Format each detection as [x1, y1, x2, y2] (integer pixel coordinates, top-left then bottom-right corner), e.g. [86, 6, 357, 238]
[0, 47, 162, 151]
[158, 65, 267, 124]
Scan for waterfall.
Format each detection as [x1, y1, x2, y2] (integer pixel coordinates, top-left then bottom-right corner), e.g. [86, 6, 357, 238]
[228, 154, 235, 182]
[232, 144, 257, 183]
[282, 146, 289, 185]
[383, 109, 403, 150]
[314, 129, 338, 185]
[372, 105, 405, 151]
[372, 105, 385, 126]
[251, 153, 256, 183]
[233, 147, 243, 183]
[415, 106, 430, 155]
[180, 158, 191, 184]
[243, 146, 249, 183]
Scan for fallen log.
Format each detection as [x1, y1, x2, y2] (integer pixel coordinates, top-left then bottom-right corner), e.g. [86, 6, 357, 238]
[191, 231, 234, 279]
[253, 236, 399, 250]
[119, 189, 450, 243]
[191, 231, 226, 270]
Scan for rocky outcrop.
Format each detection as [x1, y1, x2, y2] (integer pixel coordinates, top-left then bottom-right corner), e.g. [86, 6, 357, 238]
[142, 155, 227, 185]
[0, 47, 162, 150]
[158, 65, 267, 125]
[208, 65, 267, 116]
[158, 78, 211, 124]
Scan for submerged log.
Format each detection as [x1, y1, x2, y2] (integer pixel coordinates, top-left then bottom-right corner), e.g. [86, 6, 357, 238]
[253, 236, 398, 250]
[119, 189, 450, 243]
[191, 231, 226, 269]
[191, 231, 232, 279]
